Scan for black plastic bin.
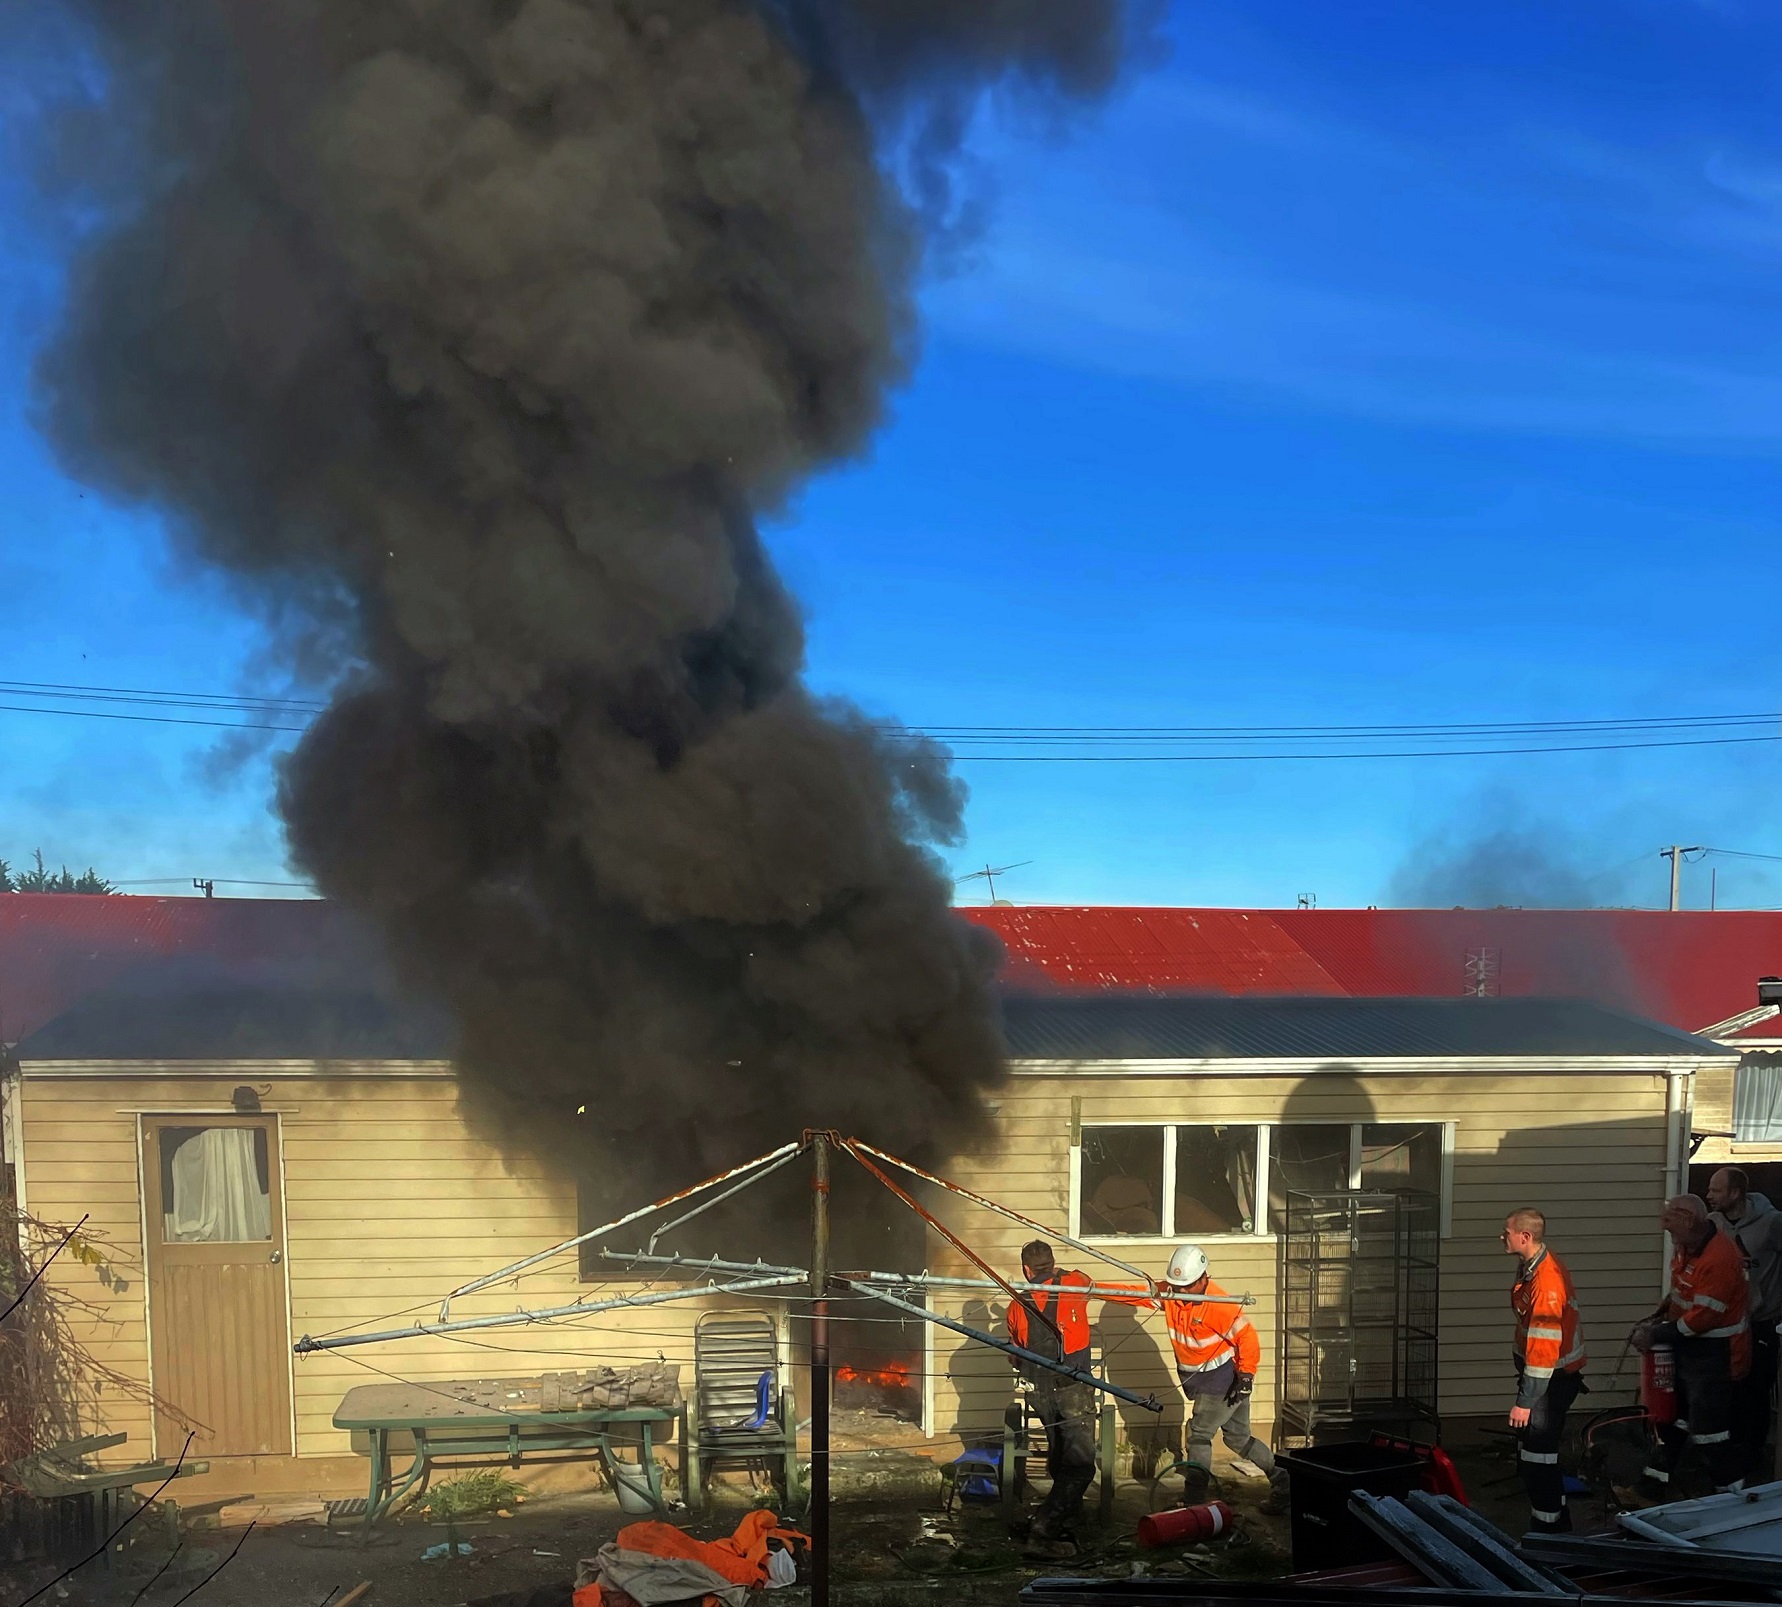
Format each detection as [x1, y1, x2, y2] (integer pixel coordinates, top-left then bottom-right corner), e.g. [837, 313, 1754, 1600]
[1276, 1440, 1427, 1571]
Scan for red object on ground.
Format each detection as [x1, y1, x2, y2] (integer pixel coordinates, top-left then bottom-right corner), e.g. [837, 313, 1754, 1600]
[1641, 1343, 1678, 1425]
[1367, 1433, 1469, 1505]
[1137, 1501, 1235, 1548]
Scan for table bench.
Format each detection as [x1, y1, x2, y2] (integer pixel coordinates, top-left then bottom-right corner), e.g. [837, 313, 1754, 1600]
[332, 1376, 686, 1534]
[4, 1432, 212, 1566]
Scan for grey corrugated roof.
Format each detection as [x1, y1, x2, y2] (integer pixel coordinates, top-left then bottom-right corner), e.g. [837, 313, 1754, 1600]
[17, 973, 455, 1062]
[999, 993, 1729, 1062]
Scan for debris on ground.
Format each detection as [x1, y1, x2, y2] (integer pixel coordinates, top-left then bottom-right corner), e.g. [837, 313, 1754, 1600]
[422, 1538, 476, 1561]
[419, 1471, 531, 1522]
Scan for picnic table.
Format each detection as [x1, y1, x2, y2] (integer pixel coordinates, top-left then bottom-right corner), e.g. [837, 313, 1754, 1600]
[332, 1375, 686, 1533]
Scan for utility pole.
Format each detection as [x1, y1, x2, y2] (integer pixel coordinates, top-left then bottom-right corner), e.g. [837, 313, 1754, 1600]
[1660, 847, 1703, 912]
[809, 1133, 831, 1607]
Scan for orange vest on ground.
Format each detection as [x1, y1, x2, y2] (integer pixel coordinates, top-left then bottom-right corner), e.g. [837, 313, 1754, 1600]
[1511, 1247, 1587, 1380]
[1667, 1228, 1751, 1379]
[574, 1510, 810, 1607]
[1162, 1278, 1259, 1379]
[1005, 1268, 1094, 1365]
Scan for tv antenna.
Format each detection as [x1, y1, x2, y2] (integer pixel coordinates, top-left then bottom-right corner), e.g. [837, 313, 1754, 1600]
[956, 861, 1032, 904]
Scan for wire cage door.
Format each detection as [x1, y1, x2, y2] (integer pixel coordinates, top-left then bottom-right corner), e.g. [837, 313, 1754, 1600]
[1275, 1188, 1440, 1448]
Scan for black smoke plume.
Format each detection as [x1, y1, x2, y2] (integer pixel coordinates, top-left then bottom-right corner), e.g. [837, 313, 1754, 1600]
[31, 2, 1145, 1189]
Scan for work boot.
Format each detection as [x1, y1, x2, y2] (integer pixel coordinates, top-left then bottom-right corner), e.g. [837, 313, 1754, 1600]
[1259, 1477, 1290, 1517]
[1182, 1463, 1211, 1504]
[1529, 1508, 1573, 1535]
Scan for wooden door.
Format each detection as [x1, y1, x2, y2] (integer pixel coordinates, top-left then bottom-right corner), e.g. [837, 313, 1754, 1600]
[143, 1116, 293, 1457]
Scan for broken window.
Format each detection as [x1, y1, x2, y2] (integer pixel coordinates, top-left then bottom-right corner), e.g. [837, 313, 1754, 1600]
[1268, 1124, 1351, 1232]
[1360, 1123, 1441, 1194]
[1175, 1126, 1259, 1234]
[1078, 1127, 1164, 1236]
[1078, 1126, 1261, 1238]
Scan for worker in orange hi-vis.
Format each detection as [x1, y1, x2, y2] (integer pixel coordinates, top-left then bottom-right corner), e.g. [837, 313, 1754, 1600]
[1503, 1208, 1587, 1533]
[1004, 1240, 1099, 1561]
[1132, 1244, 1288, 1515]
[1630, 1194, 1752, 1504]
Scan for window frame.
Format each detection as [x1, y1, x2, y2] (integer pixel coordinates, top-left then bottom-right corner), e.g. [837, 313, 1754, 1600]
[1732, 1058, 1782, 1144]
[1070, 1119, 1454, 1243]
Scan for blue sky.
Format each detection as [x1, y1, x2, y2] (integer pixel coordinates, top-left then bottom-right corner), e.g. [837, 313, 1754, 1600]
[5, 0, 1782, 909]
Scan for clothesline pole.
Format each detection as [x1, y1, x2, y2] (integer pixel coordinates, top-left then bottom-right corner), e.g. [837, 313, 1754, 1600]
[808, 1130, 832, 1607]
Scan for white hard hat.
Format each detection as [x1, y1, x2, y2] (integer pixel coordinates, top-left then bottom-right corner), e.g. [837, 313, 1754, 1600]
[1166, 1244, 1208, 1286]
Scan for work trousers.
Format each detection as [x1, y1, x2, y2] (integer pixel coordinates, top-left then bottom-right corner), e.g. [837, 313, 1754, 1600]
[1030, 1379, 1098, 1540]
[1517, 1367, 1582, 1532]
[1643, 1339, 1745, 1496]
[1184, 1387, 1278, 1483]
[1733, 1322, 1778, 1484]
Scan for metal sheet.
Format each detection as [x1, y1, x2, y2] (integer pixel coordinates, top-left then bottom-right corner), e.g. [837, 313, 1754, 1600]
[1613, 1481, 1782, 1557]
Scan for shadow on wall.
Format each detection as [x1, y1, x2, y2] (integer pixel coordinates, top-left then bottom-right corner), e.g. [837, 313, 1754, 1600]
[1095, 1298, 1179, 1478]
[941, 1066, 1674, 1443]
[948, 1298, 1001, 1443]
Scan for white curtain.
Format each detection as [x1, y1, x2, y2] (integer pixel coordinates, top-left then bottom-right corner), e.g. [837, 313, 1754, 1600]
[164, 1128, 272, 1243]
[1734, 1060, 1782, 1144]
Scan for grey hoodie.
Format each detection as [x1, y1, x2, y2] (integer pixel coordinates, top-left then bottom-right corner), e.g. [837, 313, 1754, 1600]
[1710, 1191, 1782, 1324]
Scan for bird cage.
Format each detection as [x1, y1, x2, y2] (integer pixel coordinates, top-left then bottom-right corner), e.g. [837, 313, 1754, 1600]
[1275, 1188, 1440, 1448]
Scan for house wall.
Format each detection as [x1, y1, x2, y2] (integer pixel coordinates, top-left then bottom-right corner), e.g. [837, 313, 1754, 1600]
[14, 1065, 730, 1464]
[925, 1065, 1682, 1458]
[17, 1056, 1697, 1471]
[1692, 1055, 1782, 1166]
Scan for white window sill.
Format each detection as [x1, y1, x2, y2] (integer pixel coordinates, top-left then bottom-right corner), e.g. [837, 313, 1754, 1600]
[1079, 1233, 1277, 1246]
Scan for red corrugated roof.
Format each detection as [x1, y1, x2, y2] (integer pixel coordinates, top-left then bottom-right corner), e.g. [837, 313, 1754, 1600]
[969, 907, 1346, 995]
[962, 906, 1782, 1034]
[0, 895, 367, 1043]
[1726, 1011, 1782, 1041]
[5, 896, 1779, 1047]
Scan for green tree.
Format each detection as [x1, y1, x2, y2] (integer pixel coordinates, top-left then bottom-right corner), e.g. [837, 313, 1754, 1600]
[0, 850, 115, 895]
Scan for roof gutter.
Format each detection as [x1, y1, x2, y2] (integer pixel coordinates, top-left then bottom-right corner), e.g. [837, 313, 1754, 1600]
[1009, 1053, 1733, 1077]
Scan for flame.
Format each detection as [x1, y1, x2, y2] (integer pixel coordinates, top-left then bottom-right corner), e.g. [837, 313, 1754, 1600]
[835, 1360, 914, 1388]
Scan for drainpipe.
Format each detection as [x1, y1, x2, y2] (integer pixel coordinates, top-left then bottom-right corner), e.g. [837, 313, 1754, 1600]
[1661, 1063, 1691, 1293]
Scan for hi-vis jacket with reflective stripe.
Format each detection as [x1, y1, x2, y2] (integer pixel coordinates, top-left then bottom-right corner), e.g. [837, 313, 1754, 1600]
[1154, 1278, 1259, 1383]
[1005, 1269, 1095, 1371]
[1511, 1247, 1586, 1405]
[1666, 1228, 1751, 1380]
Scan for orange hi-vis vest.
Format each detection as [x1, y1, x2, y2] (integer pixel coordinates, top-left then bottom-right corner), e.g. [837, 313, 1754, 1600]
[1163, 1278, 1259, 1380]
[1005, 1269, 1094, 1367]
[1511, 1247, 1587, 1381]
[1667, 1228, 1751, 1379]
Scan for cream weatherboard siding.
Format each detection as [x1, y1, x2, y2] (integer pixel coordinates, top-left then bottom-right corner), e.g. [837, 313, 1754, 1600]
[16, 1051, 1708, 1473]
[14, 1064, 716, 1465]
[1693, 1061, 1738, 1166]
[1692, 1052, 1782, 1167]
[924, 1063, 1688, 1457]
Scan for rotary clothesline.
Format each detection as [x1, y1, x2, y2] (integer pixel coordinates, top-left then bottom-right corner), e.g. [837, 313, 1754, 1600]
[290, 1131, 1248, 1413]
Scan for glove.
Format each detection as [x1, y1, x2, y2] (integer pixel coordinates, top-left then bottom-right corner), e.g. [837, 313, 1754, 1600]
[1225, 1372, 1255, 1406]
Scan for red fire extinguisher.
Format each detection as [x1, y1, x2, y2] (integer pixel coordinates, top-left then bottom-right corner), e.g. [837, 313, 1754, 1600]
[1138, 1501, 1235, 1549]
[1641, 1341, 1677, 1425]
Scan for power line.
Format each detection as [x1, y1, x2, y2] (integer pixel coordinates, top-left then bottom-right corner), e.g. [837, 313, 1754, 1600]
[0, 678, 326, 711]
[0, 701, 304, 733]
[0, 676, 1776, 762]
[947, 734, 1782, 762]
